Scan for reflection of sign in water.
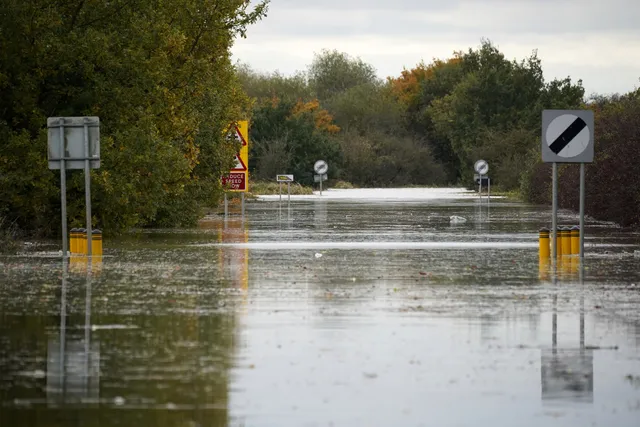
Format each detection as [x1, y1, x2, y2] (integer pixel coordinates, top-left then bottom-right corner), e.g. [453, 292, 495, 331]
[47, 337, 100, 404]
[313, 200, 327, 228]
[541, 349, 593, 403]
[220, 220, 248, 290]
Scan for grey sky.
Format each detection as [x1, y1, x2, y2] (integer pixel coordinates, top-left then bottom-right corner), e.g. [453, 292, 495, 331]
[232, 0, 640, 96]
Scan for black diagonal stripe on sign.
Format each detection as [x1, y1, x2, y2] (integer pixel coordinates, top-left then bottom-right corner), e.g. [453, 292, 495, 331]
[549, 117, 587, 155]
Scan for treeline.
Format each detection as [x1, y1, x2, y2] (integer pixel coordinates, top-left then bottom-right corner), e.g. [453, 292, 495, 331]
[0, 0, 267, 237]
[240, 42, 640, 227]
[239, 42, 585, 187]
[1, 0, 639, 241]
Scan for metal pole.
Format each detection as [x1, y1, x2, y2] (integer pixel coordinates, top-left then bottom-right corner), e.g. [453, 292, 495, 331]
[287, 182, 291, 221]
[224, 193, 228, 217]
[83, 119, 92, 256]
[488, 178, 491, 201]
[241, 192, 245, 218]
[319, 178, 323, 196]
[479, 174, 482, 199]
[552, 267, 557, 355]
[59, 260, 68, 393]
[279, 182, 282, 203]
[579, 163, 585, 259]
[579, 261, 585, 350]
[59, 119, 68, 257]
[84, 263, 92, 392]
[551, 163, 558, 263]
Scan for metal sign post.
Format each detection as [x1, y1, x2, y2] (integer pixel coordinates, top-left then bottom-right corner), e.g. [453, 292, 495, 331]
[542, 110, 594, 262]
[276, 175, 294, 206]
[48, 117, 100, 257]
[551, 163, 558, 261]
[313, 160, 328, 196]
[579, 164, 586, 258]
[83, 118, 93, 256]
[58, 120, 68, 255]
[474, 160, 489, 201]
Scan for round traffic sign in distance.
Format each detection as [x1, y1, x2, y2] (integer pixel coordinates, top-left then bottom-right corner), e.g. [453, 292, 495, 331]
[474, 159, 489, 175]
[314, 160, 328, 175]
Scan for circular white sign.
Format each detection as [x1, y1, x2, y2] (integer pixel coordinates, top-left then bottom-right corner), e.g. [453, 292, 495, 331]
[314, 160, 328, 175]
[474, 159, 489, 175]
[545, 114, 590, 158]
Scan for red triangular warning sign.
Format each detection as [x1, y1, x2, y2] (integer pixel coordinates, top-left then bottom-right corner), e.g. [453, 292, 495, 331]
[231, 153, 247, 171]
[228, 126, 247, 146]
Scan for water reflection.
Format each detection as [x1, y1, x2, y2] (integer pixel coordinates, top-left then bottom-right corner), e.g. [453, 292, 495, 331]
[541, 265, 593, 404]
[0, 254, 237, 426]
[1, 190, 640, 427]
[46, 260, 100, 406]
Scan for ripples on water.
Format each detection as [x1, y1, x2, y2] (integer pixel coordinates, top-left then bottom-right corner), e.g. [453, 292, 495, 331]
[1, 189, 639, 427]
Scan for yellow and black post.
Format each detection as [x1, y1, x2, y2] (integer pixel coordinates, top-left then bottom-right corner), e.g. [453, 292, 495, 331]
[79, 228, 87, 255]
[562, 226, 571, 257]
[92, 229, 103, 256]
[539, 228, 550, 259]
[69, 228, 78, 254]
[556, 226, 563, 260]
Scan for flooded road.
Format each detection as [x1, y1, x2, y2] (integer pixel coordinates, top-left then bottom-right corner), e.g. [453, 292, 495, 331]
[1, 188, 640, 426]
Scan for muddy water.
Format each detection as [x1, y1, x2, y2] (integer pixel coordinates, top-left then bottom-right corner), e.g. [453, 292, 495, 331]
[1, 188, 639, 427]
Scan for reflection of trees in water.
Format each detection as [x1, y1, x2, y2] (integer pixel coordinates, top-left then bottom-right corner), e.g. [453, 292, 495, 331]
[0, 260, 238, 427]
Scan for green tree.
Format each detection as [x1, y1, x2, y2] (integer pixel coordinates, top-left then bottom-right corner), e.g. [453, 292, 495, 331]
[0, 0, 268, 235]
[427, 40, 584, 188]
[308, 50, 379, 102]
[249, 99, 341, 185]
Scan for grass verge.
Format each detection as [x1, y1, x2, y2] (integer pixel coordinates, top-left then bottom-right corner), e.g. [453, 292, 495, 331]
[248, 181, 314, 196]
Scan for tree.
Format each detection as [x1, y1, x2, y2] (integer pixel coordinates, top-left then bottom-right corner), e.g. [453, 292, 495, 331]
[249, 98, 341, 185]
[0, 0, 268, 234]
[308, 50, 379, 102]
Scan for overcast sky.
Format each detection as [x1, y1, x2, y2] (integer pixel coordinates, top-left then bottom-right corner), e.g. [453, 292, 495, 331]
[231, 0, 640, 96]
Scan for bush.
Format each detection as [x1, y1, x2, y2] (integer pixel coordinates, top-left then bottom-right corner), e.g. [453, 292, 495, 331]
[522, 89, 640, 227]
[249, 181, 314, 195]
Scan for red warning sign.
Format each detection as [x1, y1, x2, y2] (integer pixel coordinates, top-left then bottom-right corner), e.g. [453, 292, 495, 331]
[231, 153, 247, 171]
[221, 172, 246, 191]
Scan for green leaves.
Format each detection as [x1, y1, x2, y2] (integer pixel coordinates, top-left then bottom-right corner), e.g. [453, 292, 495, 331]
[0, 0, 268, 235]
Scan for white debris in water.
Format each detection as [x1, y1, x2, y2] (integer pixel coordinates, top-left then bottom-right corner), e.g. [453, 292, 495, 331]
[449, 216, 467, 224]
[315, 253, 323, 258]
[114, 396, 126, 406]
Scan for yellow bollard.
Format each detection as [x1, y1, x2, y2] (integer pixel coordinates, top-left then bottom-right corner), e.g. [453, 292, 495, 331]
[91, 229, 103, 256]
[562, 226, 571, 256]
[79, 228, 87, 255]
[69, 228, 78, 254]
[570, 226, 580, 255]
[539, 228, 550, 259]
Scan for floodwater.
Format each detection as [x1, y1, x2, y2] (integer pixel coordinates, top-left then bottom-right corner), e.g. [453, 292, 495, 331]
[1, 188, 640, 427]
